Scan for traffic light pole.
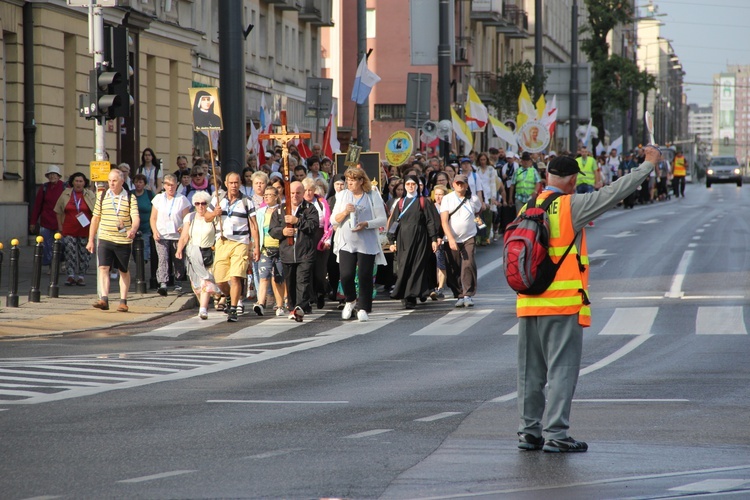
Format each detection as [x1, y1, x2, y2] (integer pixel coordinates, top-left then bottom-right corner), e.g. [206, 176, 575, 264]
[90, 3, 106, 299]
[91, 4, 106, 163]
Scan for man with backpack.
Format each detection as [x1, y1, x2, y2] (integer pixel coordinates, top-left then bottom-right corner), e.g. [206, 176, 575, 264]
[512, 147, 661, 453]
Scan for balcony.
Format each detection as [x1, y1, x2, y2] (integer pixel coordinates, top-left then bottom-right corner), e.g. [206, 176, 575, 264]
[265, 0, 301, 10]
[298, 0, 334, 27]
[471, 0, 505, 26]
[471, 72, 497, 101]
[496, 3, 529, 38]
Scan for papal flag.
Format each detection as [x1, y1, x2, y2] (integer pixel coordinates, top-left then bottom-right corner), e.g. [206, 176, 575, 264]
[451, 108, 473, 149]
[464, 85, 488, 131]
[517, 83, 536, 128]
[489, 115, 517, 150]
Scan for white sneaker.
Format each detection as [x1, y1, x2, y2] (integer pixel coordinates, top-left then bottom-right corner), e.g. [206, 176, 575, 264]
[357, 309, 369, 322]
[342, 301, 356, 320]
[455, 298, 465, 308]
[275, 306, 286, 317]
[253, 303, 265, 316]
[464, 296, 474, 307]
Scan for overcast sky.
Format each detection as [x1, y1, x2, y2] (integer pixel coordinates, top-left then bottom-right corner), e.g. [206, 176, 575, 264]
[648, 0, 750, 107]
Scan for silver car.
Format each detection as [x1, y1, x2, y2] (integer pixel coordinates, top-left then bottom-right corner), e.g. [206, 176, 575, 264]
[706, 156, 742, 188]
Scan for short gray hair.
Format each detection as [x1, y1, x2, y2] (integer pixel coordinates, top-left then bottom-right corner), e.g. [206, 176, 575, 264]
[192, 190, 212, 205]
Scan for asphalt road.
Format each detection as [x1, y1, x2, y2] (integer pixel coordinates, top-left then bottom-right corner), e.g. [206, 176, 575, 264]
[1, 182, 750, 499]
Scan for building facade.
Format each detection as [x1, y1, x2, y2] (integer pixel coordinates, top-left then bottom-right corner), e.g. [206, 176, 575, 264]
[712, 65, 749, 167]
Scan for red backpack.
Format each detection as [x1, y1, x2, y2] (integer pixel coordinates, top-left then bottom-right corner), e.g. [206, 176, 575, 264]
[503, 192, 578, 295]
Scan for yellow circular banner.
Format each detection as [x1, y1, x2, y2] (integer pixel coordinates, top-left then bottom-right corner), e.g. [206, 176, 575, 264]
[385, 130, 414, 166]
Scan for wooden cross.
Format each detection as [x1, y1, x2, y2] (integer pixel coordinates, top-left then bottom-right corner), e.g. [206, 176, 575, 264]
[259, 110, 311, 244]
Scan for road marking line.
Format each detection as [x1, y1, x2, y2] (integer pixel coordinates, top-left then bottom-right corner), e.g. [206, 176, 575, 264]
[670, 479, 750, 493]
[117, 470, 196, 483]
[410, 310, 492, 336]
[207, 400, 348, 404]
[665, 250, 693, 298]
[682, 295, 745, 300]
[243, 448, 304, 460]
[695, 228, 705, 233]
[414, 412, 462, 422]
[477, 258, 503, 280]
[602, 296, 664, 300]
[703, 223, 711, 227]
[411, 465, 750, 500]
[573, 399, 689, 403]
[135, 316, 225, 337]
[692, 235, 701, 240]
[344, 429, 393, 439]
[0, 368, 130, 381]
[688, 243, 697, 248]
[503, 324, 519, 336]
[696, 306, 746, 334]
[598, 307, 658, 335]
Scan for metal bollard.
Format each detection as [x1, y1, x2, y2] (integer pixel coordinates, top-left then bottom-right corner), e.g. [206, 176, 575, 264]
[28, 235, 43, 303]
[7, 238, 20, 307]
[48, 233, 63, 298]
[134, 231, 147, 294]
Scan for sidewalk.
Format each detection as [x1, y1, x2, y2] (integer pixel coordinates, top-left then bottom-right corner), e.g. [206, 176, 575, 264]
[0, 243, 195, 339]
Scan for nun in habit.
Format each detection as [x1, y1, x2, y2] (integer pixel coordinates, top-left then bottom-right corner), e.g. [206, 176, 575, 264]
[388, 174, 440, 308]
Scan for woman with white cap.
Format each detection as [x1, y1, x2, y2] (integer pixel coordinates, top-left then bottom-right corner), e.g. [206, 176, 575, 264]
[30, 165, 66, 267]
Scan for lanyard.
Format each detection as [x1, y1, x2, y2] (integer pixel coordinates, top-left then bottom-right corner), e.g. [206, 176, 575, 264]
[166, 195, 176, 217]
[397, 197, 417, 221]
[226, 198, 241, 217]
[109, 190, 124, 217]
[72, 191, 82, 213]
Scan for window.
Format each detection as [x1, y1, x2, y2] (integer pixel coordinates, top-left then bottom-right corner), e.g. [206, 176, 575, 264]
[375, 104, 406, 121]
[366, 9, 376, 38]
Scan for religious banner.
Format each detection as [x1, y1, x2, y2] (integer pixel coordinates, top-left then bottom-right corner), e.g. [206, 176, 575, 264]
[189, 87, 223, 131]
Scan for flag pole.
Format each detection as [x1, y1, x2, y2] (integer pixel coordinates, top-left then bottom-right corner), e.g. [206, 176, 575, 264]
[207, 133, 225, 239]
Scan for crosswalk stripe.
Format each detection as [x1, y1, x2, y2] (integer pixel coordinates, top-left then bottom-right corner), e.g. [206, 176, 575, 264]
[598, 307, 658, 335]
[696, 306, 746, 335]
[410, 309, 492, 336]
[135, 315, 226, 337]
[503, 324, 518, 336]
[228, 312, 327, 339]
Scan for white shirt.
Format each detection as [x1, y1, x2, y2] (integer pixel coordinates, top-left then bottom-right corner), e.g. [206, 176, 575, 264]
[440, 191, 482, 244]
[152, 193, 191, 240]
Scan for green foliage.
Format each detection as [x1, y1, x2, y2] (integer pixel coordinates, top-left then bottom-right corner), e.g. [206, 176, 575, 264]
[490, 60, 547, 120]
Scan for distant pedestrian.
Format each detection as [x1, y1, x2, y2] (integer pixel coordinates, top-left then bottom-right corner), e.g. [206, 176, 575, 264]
[30, 165, 65, 266]
[150, 173, 192, 296]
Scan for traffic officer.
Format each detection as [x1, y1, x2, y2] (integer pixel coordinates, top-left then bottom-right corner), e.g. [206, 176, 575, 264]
[575, 147, 601, 193]
[672, 148, 687, 198]
[515, 145, 661, 453]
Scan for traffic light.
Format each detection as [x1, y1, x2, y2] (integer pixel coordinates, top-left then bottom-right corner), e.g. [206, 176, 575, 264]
[103, 26, 134, 118]
[87, 65, 121, 120]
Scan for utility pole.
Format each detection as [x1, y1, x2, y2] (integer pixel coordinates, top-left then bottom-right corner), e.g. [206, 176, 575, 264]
[533, 0, 543, 101]
[569, 0, 579, 152]
[218, 0, 246, 176]
[91, 4, 106, 163]
[437, 0, 451, 164]
[356, 0, 369, 150]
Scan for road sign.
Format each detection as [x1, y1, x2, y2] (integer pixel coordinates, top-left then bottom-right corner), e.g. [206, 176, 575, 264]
[90, 160, 111, 182]
[305, 78, 333, 118]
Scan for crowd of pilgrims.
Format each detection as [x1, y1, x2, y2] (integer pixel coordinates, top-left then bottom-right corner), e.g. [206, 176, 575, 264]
[35, 143, 528, 322]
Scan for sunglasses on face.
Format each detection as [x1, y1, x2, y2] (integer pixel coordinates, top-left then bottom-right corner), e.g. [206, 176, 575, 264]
[194, 202, 207, 206]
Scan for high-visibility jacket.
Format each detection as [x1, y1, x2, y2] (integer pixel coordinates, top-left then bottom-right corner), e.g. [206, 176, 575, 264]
[514, 167, 539, 201]
[673, 155, 686, 177]
[575, 156, 597, 186]
[516, 190, 591, 327]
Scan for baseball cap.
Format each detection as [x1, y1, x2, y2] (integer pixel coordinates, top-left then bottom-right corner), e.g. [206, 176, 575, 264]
[460, 157, 472, 164]
[264, 152, 272, 158]
[454, 174, 469, 183]
[548, 151, 557, 157]
[547, 156, 584, 176]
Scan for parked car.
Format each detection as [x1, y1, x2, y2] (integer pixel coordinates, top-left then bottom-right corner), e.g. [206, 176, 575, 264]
[706, 156, 742, 187]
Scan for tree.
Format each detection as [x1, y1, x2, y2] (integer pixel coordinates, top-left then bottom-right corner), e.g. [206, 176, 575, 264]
[490, 60, 547, 121]
[580, 0, 654, 148]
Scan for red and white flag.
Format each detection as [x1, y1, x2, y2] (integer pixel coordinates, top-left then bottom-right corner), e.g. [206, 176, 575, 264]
[323, 101, 341, 159]
[293, 124, 314, 160]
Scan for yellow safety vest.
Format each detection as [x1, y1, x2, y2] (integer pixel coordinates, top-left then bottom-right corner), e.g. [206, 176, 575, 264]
[575, 156, 597, 186]
[516, 191, 591, 327]
[673, 155, 686, 177]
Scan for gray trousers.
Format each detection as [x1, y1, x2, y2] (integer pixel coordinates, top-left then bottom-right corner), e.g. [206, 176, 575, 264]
[517, 314, 583, 440]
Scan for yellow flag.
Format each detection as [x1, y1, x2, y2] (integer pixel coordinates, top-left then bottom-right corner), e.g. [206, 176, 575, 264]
[517, 83, 536, 128]
[451, 108, 473, 149]
[535, 94, 546, 120]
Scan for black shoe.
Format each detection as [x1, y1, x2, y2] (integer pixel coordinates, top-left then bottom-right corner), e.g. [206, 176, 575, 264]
[227, 308, 238, 323]
[316, 295, 325, 309]
[517, 433, 544, 451]
[543, 437, 588, 453]
[157, 285, 168, 297]
[303, 306, 313, 314]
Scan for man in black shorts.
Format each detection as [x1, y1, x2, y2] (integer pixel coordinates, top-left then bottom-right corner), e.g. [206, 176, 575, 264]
[86, 169, 141, 312]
